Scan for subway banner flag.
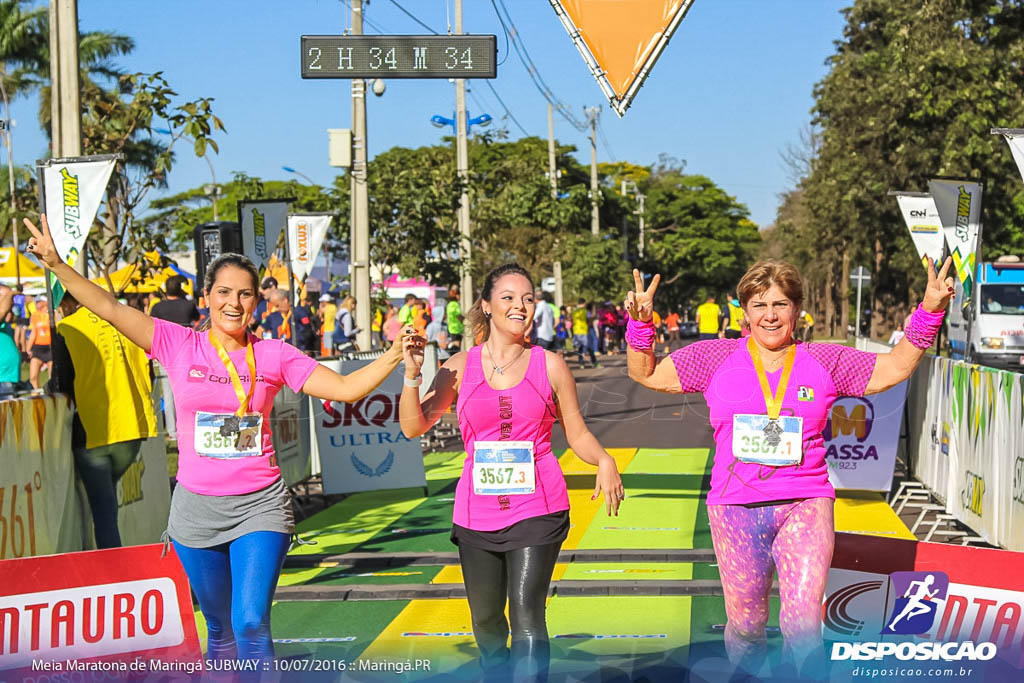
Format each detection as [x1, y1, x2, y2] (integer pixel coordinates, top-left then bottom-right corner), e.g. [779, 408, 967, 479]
[40, 156, 117, 305]
[928, 179, 983, 302]
[239, 200, 290, 272]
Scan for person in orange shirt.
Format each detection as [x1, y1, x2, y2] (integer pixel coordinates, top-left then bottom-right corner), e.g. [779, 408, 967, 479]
[411, 298, 429, 337]
[28, 295, 53, 390]
[665, 310, 681, 353]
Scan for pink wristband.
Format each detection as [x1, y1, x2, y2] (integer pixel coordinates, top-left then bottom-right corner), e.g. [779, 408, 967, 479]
[626, 317, 656, 351]
[904, 303, 945, 349]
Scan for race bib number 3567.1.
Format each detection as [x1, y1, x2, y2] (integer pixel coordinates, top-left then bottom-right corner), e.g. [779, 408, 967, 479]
[732, 414, 803, 466]
[195, 412, 263, 458]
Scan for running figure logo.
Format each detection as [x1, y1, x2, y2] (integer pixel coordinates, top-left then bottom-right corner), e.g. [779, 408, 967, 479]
[882, 571, 949, 635]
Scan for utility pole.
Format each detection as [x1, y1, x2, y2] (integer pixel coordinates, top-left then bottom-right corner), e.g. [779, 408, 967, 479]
[456, 0, 473, 349]
[350, 0, 371, 350]
[587, 106, 600, 235]
[636, 193, 646, 259]
[547, 103, 563, 308]
[49, 0, 86, 275]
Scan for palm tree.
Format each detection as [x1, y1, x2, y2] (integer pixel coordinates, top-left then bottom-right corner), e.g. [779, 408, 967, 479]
[0, 0, 134, 134]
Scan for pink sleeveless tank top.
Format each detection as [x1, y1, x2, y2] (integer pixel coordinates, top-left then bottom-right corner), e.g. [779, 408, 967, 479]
[454, 344, 569, 531]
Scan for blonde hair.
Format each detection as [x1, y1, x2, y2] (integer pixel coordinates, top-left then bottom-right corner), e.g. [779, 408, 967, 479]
[339, 295, 356, 312]
[737, 260, 804, 309]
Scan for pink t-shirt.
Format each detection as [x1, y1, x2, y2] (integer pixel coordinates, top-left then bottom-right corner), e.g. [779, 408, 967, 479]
[454, 345, 569, 531]
[670, 339, 877, 505]
[148, 318, 319, 495]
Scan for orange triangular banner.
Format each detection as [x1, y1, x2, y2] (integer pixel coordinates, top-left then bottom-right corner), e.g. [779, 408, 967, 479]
[550, 0, 695, 116]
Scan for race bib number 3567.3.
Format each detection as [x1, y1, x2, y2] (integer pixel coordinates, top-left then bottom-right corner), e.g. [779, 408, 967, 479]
[473, 440, 536, 495]
[732, 414, 803, 466]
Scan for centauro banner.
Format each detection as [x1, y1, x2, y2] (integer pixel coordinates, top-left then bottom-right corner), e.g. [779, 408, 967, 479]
[239, 200, 289, 271]
[892, 192, 945, 269]
[287, 214, 332, 281]
[40, 156, 117, 303]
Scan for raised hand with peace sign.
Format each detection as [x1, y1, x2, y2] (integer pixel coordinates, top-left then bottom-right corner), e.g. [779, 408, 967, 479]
[624, 268, 661, 323]
[921, 255, 956, 313]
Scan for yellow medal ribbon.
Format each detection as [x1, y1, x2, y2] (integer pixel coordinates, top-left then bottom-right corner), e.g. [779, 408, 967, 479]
[209, 332, 258, 417]
[747, 336, 797, 420]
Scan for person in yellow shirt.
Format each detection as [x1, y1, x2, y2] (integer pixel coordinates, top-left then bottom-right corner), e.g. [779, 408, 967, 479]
[571, 298, 597, 369]
[799, 309, 815, 341]
[319, 293, 337, 355]
[696, 295, 722, 341]
[723, 294, 745, 339]
[50, 291, 157, 548]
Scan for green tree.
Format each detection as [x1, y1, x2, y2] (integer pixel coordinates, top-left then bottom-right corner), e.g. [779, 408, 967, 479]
[643, 165, 761, 308]
[791, 0, 1024, 337]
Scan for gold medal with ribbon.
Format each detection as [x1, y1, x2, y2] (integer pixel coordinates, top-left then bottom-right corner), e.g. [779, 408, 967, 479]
[209, 333, 258, 434]
[747, 336, 796, 447]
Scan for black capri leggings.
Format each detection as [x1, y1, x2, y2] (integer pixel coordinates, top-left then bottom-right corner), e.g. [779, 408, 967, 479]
[459, 541, 562, 681]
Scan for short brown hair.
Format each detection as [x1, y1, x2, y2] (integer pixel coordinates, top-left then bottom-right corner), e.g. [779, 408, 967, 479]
[737, 260, 804, 309]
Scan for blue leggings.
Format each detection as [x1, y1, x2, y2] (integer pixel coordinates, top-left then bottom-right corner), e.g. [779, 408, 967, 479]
[173, 531, 290, 661]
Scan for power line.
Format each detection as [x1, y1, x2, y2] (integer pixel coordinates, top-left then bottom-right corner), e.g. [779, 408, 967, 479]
[385, 0, 530, 137]
[386, 0, 439, 34]
[490, 0, 587, 132]
[596, 120, 617, 161]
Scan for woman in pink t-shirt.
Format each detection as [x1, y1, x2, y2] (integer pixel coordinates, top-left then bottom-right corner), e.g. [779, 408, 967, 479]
[622, 259, 953, 678]
[398, 264, 624, 681]
[25, 215, 416, 665]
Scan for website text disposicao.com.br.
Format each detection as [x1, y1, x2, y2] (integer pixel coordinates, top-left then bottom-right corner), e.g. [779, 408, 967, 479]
[849, 664, 977, 678]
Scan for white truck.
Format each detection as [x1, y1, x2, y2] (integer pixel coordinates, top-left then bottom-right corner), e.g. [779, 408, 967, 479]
[948, 255, 1024, 370]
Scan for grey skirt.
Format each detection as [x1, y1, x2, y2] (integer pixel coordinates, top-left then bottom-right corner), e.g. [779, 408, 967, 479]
[167, 477, 294, 548]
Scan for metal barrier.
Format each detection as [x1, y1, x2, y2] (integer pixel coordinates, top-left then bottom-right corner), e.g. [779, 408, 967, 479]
[905, 355, 1024, 551]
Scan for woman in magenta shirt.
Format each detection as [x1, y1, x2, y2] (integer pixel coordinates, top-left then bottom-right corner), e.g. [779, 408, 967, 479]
[623, 259, 953, 678]
[25, 215, 414, 665]
[399, 264, 624, 681]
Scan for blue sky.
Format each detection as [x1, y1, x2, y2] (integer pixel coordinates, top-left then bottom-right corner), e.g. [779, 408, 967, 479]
[9, 0, 850, 228]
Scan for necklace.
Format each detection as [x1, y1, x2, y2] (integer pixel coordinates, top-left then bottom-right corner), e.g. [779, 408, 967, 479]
[486, 341, 527, 378]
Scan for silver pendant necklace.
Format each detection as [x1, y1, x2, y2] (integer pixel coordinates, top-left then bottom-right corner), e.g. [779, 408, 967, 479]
[487, 341, 527, 378]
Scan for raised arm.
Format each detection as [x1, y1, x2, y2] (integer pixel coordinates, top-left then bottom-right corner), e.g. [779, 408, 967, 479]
[399, 329, 463, 437]
[25, 215, 154, 352]
[547, 351, 624, 515]
[623, 268, 683, 393]
[301, 328, 417, 403]
[865, 256, 954, 394]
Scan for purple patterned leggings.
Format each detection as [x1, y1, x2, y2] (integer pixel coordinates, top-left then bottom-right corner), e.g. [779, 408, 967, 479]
[708, 497, 834, 667]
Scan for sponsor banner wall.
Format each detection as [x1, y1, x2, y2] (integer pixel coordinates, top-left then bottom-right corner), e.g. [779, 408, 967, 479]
[893, 193, 945, 268]
[0, 395, 81, 558]
[115, 378, 172, 547]
[824, 381, 907, 492]
[312, 359, 426, 495]
[0, 544, 202, 673]
[41, 157, 116, 303]
[287, 214, 332, 281]
[239, 200, 289, 271]
[826, 532, 1024, 670]
[906, 355, 1024, 550]
[271, 383, 312, 486]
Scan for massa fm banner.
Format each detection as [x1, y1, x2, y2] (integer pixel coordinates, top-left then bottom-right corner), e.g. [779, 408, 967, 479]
[548, 0, 696, 116]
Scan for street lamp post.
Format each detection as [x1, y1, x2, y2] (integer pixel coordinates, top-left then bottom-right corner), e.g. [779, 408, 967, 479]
[282, 165, 318, 186]
[431, 109, 490, 348]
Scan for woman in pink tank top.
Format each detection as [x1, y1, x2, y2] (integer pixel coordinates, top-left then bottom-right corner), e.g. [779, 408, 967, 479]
[399, 264, 625, 682]
[622, 259, 954, 679]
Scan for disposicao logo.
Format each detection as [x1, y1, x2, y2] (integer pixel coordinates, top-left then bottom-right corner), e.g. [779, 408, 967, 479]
[883, 571, 948, 635]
